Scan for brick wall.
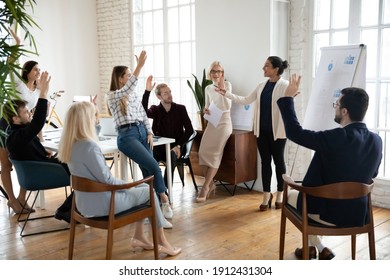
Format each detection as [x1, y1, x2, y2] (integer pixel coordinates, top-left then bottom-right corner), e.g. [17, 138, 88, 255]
[286, 0, 311, 181]
[96, 0, 133, 115]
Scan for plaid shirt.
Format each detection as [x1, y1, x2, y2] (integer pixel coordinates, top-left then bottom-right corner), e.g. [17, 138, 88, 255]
[106, 75, 152, 133]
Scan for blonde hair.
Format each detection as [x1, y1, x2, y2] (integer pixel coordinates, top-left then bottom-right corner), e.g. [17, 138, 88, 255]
[58, 101, 98, 163]
[207, 61, 224, 80]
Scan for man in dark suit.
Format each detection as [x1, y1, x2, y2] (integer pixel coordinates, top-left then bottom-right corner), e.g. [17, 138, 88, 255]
[142, 77, 194, 189]
[277, 74, 383, 260]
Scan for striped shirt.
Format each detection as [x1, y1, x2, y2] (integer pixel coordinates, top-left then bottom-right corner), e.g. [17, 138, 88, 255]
[106, 75, 152, 133]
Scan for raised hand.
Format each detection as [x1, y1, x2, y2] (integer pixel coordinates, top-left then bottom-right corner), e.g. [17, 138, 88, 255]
[38, 71, 51, 99]
[133, 50, 147, 77]
[146, 75, 156, 91]
[285, 74, 301, 97]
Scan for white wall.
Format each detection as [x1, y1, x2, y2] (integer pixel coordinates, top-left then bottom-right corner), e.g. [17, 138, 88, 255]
[20, 0, 100, 120]
[196, 0, 271, 95]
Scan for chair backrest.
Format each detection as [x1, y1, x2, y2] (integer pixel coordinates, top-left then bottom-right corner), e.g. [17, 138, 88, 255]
[69, 175, 158, 259]
[10, 159, 70, 190]
[282, 174, 374, 200]
[181, 130, 197, 159]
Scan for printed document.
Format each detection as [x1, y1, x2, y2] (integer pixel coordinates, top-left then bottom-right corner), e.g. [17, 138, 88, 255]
[203, 102, 223, 128]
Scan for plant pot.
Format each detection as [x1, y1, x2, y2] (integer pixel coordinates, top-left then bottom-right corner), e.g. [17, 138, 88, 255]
[197, 111, 207, 131]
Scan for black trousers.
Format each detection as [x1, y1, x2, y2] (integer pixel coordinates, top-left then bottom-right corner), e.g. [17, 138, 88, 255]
[257, 131, 286, 192]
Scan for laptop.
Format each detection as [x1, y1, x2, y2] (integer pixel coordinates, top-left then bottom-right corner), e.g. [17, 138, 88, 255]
[99, 117, 117, 136]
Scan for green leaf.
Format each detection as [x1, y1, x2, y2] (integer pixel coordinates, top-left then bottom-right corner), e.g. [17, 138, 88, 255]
[187, 69, 212, 113]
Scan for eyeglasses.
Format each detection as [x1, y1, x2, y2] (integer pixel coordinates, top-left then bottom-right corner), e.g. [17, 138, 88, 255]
[210, 70, 223, 74]
[333, 102, 340, 108]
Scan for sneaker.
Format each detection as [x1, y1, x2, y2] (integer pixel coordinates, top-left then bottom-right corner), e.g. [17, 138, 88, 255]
[162, 202, 173, 219]
[162, 219, 173, 229]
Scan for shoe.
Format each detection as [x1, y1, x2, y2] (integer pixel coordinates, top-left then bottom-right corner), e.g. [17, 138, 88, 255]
[158, 245, 182, 256]
[259, 193, 273, 211]
[131, 238, 153, 250]
[162, 219, 173, 229]
[54, 209, 71, 223]
[196, 183, 216, 203]
[294, 246, 317, 259]
[162, 202, 173, 219]
[208, 183, 217, 197]
[196, 186, 209, 203]
[275, 201, 283, 209]
[318, 247, 335, 260]
[7, 200, 29, 214]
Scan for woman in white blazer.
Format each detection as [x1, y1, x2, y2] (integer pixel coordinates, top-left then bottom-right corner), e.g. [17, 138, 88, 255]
[217, 56, 289, 211]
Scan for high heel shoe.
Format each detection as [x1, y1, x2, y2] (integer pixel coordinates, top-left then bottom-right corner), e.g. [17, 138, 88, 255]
[7, 200, 29, 214]
[259, 193, 273, 211]
[196, 186, 209, 203]
[158, 245, 182, 256]
[130, 238, 154, 251]
[208, 183, 217, 197]
[196, 183, 217, 203]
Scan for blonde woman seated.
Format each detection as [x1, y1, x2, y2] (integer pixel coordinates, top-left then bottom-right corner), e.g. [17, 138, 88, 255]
[57, 101, 181, 257]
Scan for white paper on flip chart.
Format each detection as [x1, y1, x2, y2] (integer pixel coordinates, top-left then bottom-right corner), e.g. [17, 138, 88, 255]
[203, 102, 223, 128]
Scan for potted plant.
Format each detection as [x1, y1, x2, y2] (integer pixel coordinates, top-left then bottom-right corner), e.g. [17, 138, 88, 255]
[0, 0, 39, 130]
[186, 69, 212, 130]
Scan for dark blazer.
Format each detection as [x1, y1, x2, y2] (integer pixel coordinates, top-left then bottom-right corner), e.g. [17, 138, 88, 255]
[6, 98, 48, 161]
[142, 90, 194, 152]
[277, 97, 382, 227]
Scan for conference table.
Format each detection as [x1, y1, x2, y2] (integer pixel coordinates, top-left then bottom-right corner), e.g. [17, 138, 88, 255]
[41, 128, 175, 203]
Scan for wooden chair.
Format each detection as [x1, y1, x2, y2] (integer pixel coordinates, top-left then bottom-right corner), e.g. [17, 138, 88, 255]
[68, 175, 159, 260]
[279, 174, 376, 260]
[10, 159, 70, 237]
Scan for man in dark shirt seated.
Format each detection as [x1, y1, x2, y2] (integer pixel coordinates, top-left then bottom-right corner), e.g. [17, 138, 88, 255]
[142, 76, 194, 187]
[4, 71, 71, 222]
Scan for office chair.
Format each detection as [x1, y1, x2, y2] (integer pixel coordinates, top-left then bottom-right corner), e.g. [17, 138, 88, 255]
[159, 131, 198, 191]
[10, 159, 70, 237]
[279, 174, 376, 260]
[69, 175, 159, 260]
[176, 131, 198, 191]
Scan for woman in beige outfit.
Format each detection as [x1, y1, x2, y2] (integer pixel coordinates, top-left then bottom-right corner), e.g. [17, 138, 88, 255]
[197, 61, 232, 202]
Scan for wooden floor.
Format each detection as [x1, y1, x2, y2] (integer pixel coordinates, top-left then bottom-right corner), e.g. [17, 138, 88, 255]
[1, 168, 390, 260]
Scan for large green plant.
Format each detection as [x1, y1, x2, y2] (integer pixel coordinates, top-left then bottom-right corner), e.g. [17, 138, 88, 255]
[186, 69, 212, 113]
[0, 0, 39, 114]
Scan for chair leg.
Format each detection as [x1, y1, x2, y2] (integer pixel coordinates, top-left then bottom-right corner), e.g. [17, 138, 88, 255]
[351, 234, 356, 260]
[187, 161, 198, 192]
[68, 219, 77, 259]
[18, 190, 69, 237]
[0, 184, 9, 200]
[302, 233, 309, 260]
[368, 229, 376, 260]
[279, 212, 287, 260]
[177, 164, 185, 186]
[106, 229, 114, 260]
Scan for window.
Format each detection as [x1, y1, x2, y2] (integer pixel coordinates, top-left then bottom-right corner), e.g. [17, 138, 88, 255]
[132, 0, 197, 123]
[312, 0, 390, 179]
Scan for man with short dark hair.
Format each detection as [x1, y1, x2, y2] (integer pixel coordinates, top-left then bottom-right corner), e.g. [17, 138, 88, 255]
[277, 74, 383, 260]
[4, 71, 72, 222]
[142, 76, 194, 190]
